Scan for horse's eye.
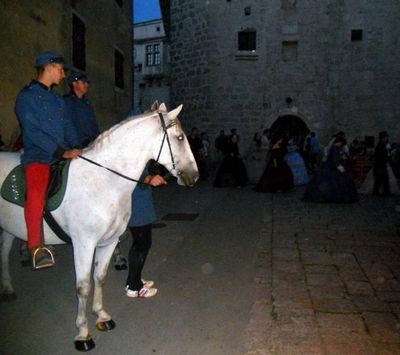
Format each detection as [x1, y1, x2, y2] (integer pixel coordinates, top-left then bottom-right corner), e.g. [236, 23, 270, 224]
[177, 135, 184, 141]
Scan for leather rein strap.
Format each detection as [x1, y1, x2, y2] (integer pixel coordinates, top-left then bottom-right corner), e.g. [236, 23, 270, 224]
[78, 112, 175, 184]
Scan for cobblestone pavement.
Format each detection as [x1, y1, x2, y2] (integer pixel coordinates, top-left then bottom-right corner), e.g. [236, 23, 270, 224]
[245, 188, 400, 355]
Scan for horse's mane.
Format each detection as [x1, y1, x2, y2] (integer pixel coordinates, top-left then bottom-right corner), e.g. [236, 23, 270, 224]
[87, 111, 157, 152]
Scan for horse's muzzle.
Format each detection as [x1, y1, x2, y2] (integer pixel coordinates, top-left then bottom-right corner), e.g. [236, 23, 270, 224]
[177, 171, 199, 187]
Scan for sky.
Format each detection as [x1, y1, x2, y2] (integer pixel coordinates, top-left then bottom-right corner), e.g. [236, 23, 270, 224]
[134, 0, 162, 23]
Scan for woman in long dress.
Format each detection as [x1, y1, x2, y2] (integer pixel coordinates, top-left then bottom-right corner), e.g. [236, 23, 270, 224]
[255, 136, 294, 193]
[284, 142, 309, 186]
[303, 136, 358, 203]
[214, 134, 248, 187]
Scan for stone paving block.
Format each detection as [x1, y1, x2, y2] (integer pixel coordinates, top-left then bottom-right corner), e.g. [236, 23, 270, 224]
[309, 285, 347, 299]
[316, 312, 366, 332]
[244, 303, 272, 354]
[273, 307, 315, 322]
[272, 248, 300, 261]
[272, 239, 297, 248]
[274, 261, 304, 274]
[268, 320, 323, 354]
[273, 270, 305, 283]
[306, 273, 343, 287]
[301, 251, 337, 265]
[372, 342, 400, 354]
[252, 285, 272, 304]
[322, 332, 376, 355]
[376, 291, 400, 302]
[340, 271, 368, 282]
[305, 264, 338, 275]
[345, 280, 375, 296]
[351, 295, 391, 312]
[312, 296, 358, 313]
[362, 312, 400, 343]
[389, 302, 400, 318]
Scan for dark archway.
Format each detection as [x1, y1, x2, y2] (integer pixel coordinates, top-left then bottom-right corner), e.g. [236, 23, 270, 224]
[269, 115, 309, 147]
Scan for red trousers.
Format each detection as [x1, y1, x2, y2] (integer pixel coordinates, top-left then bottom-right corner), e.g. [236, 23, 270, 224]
[24, 163, 51, 249]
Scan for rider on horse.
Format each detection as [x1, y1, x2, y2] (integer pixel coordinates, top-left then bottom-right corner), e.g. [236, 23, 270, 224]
[15, 51, 82, 270]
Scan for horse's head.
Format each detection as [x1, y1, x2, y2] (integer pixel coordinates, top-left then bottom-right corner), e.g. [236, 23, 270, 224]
[153, 105, 199, 187]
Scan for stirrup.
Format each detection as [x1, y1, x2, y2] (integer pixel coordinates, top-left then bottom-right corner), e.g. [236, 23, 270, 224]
[32, 246, 55, 270]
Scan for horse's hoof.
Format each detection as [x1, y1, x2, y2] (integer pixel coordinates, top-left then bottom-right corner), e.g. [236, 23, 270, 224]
[114, 264, 127, 271]
[74, 338, 95, 352]
[0, 291, 17, 302]
[96, 319, 116, 331]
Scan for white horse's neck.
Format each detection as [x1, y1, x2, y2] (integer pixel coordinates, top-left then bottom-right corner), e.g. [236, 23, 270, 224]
[82, 113, 161, 185]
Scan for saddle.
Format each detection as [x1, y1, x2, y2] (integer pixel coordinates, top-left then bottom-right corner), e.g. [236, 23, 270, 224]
[0, 160, 71, 211]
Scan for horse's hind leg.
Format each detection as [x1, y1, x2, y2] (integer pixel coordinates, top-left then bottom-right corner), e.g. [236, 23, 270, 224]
[1, 230, 16, 301]
[93, 240, 119, 331]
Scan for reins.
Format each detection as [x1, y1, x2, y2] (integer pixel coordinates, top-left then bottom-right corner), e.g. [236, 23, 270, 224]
[78, 112, 176, 184]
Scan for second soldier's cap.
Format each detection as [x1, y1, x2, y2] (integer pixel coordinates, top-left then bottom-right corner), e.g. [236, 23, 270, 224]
[67, 70, 91, 85]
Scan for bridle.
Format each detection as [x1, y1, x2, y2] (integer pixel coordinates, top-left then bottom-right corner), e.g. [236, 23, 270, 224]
[78, 112, 178, 184]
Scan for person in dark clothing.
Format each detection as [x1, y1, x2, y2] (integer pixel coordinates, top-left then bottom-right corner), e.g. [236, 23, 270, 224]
[125, 161, 167, 298]
[255, 136, 293, 193]
[187, 127, 206, 179]
[64, 71, 100, 147]
[214, 134, 248, 187]
[215, 130, 228, 161]
[373, 131, 391, 196]
[303, 136, 358, 203]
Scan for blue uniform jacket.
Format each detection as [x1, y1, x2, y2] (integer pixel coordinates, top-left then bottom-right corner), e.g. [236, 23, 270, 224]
[15, 80, 80, 167]
[64, 93, 100, 147]
[128, 167, 157, 227]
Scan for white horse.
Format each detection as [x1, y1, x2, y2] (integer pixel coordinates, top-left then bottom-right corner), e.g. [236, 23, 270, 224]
[0, 104, 198, 351]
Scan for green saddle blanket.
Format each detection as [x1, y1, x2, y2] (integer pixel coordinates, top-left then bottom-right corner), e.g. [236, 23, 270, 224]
[1, 161, 71, 211]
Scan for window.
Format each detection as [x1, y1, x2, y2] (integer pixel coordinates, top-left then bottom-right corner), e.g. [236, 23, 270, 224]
[114, 49, 124, 89]
[282, 41, 297, 61]
[238, 30, 256, 51]
[72, 14, 86, 70]
[244, 7, 251, 16]
[115, 0, 123, 8]
[351, 29, 363, 41]
[146, 44, 161, 66]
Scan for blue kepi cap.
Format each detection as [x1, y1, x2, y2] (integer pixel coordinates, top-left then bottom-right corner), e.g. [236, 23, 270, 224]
[67, 70, 90, 85]
[35, 51, 68, 68]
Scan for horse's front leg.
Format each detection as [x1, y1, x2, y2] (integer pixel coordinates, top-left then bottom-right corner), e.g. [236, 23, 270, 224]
[93, 239, 119, 331]
[73, 242, 96, 351]
[0, 230, 16, 301]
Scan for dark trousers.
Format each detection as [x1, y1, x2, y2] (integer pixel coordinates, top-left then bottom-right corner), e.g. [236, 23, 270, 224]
[373, 168, 390, 195]
[126, 224, 152, 291]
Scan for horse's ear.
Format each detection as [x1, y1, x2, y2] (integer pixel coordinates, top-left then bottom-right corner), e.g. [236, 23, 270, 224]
[159, 103, 167, 112]
[150, 100, 159, 112]
[168, 104, 183, 119]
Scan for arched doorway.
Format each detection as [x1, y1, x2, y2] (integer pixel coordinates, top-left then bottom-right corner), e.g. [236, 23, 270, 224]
[269, 115, 309, 147]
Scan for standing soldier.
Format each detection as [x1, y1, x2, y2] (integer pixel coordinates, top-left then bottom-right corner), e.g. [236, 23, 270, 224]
[15, 51, 82, 269]
[64, 71, 100, 147]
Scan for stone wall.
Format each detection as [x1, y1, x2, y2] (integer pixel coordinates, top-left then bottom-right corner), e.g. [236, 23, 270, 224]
[0, 0, 132, 146]
[165, 0, 400, 152]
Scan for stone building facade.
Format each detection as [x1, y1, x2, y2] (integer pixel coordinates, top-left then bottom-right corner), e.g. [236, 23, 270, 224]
[161, 0, 400, 150]
[0, 0, 132, 146]
[134, 19, 170, 113]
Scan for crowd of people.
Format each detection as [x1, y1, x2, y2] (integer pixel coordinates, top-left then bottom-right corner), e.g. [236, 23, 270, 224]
[186, 124, 400, 209]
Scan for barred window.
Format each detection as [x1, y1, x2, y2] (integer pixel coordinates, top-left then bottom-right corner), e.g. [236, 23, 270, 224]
[238, 30, 256, 51]
[146, 44, 161, 66]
